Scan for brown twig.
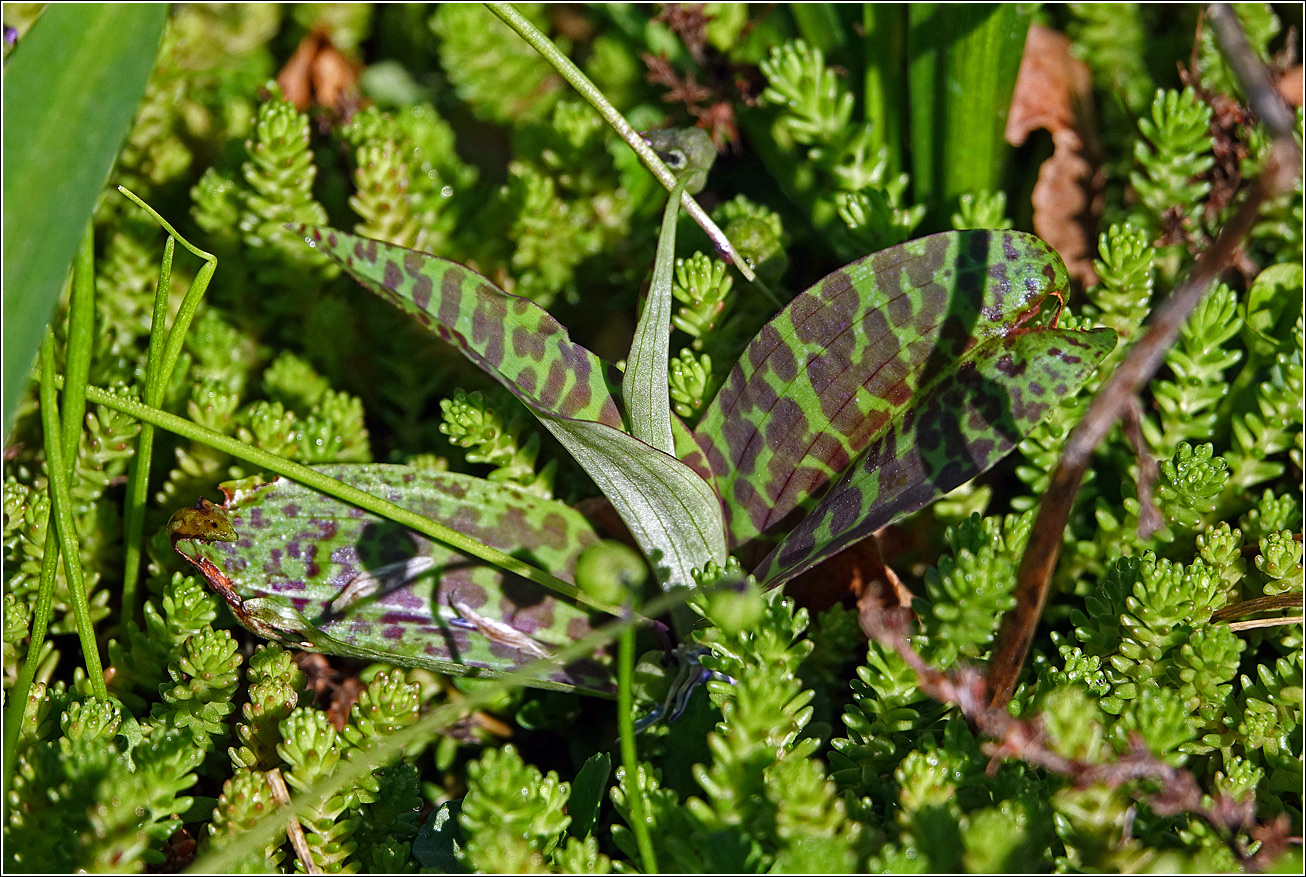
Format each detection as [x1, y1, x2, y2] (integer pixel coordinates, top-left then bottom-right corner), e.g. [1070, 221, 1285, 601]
[1210, 592, 1305, 622]
[267, 767, 320, 875]
[861, 600, 1293, 871]
[986, 4, 1303, 709]
[1120, 397, 1163, 539]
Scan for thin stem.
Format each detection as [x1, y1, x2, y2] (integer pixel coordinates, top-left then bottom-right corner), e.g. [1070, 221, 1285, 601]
[118, 188, 219, 625]
[120, 234, 174, 625]
[117, 187, 217, 392]
[143, 235, 175, 412]
[268, 768, 320, 875]
[1210, 593, 1304, 622]
[3, 224, 105, 783]
[1227, 616, 1303, 632]
[117, 185, 216, 263]
[62, 225, 96, 460]
[73, 379, 632, 620]
[40, 337, 108, 700]
[617, 608, 659, 874]
[484, 2, 785, 309]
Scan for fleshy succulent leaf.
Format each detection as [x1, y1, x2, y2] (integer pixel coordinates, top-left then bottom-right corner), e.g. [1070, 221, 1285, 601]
[171, 464, 616, 695]
[298, 227, 728, 589]
[756, 324, 1116, 586]
[692, 230, 1108, 553]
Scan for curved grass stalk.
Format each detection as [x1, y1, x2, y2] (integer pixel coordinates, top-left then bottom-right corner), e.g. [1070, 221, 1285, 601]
[2, 227, 102, 783]
[116, 186, 219, 626]
[37, 339, 108, 703]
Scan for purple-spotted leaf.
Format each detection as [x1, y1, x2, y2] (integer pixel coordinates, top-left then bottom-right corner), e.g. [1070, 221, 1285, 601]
[692, 230, 1112, 553]
[300, 227, 625, 426]
[170, 465, 616, 695]
[300, 227, 727, 588]
[756, 324, 1116, 587]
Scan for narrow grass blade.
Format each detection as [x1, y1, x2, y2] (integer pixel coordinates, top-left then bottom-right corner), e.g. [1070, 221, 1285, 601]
[907, 4, 1031, 220]
[2, 4, 168, 432]
[116, 188, 219, 625]
[38, 338, 107, 699]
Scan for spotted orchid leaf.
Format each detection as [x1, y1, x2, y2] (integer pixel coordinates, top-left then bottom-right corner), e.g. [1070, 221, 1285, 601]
[756, 324, 1116, 587]
[300, 229, 625, 426]
[170, 464, 617, 695]
[299, 227, 728, 588]
[691, 230, 1115, 555]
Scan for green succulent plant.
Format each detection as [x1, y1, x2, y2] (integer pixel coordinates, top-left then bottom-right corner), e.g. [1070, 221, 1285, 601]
[4, 3, 1300, 873]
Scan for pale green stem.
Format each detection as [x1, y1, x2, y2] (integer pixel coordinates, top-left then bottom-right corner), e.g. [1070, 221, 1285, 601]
[40, 337, 108, 700]
[485, 2, 784, 309]
[72, 379, 631, 620]
[617, 613, 659, 873]
[624, 175, 690, 456]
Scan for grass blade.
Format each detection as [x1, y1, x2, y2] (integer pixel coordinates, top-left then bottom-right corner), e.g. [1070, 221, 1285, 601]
[907, 5, 1031, 221]
[1, 4, 167, 433]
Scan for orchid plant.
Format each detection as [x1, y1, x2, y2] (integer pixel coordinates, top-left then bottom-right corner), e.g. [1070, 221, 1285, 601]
[167, 132, 1113, 699]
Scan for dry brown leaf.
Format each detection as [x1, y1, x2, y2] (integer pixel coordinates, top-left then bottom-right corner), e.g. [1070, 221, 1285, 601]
[1006, 24, 1103, 287]
[326, 675, 366, 731]
[785, 534, 915, 636]
[277, 29, 317, 110]
[276, 26, 361, 118]
[1279, 64, 1303, 107]
[292, 651, 338, 704]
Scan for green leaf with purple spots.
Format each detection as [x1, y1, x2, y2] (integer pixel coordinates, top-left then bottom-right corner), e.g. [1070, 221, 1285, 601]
[691, 230, 1114, 555]
[300, 226, 728, 588]
[170, 464, 617, 696]
[755, 323, 1116, 587]
[298, 226, 624, 427]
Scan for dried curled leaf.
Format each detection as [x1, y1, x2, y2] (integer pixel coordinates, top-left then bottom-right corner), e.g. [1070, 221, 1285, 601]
[1005, 24, 1102, 286]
